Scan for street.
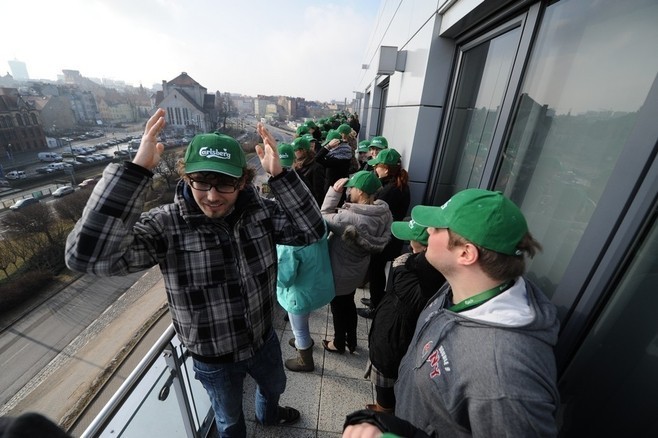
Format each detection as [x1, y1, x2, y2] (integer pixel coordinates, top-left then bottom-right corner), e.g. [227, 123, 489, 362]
[0, 271, 145, 412]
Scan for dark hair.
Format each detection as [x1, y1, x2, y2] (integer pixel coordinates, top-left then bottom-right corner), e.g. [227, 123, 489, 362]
[176, 158, 255, 186]
[448, 230, 542, 281]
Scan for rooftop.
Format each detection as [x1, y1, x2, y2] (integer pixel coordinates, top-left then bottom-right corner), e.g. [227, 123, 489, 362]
[65, 269, 377, 437]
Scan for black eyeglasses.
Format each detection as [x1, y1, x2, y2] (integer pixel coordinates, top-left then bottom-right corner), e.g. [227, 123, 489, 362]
[188, 178, 240, 194]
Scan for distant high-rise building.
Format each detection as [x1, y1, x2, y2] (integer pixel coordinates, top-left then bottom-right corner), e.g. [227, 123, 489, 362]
[8, 59, 29, 81]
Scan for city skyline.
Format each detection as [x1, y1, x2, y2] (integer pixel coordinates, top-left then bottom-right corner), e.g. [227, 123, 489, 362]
[1, 0, 381, 103]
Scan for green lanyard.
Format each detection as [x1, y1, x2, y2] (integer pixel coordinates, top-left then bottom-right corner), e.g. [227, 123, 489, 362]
[448, 280, 514, 313]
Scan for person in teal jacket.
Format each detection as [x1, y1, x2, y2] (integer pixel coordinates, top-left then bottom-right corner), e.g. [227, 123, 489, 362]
[277, 144, 335, 372]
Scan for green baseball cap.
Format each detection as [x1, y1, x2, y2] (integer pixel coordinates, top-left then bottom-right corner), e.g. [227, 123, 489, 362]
[304, 120, 317, 129]
[357, 140, 371, 153]
[278, 143, 294, 167]
[322, 129, 341, 146]
[184, 132, 246, 178]
[302, 133, 316, 143]
[391, 219, 429, 246]
[296, 125, 309, 136]
[369, 136, 388, 149]
[345, 170, 382, 195]
[292, 136, 310, 151]
[368, 148, 401, 166]
[337, 123, 352, 135]
[411, 189, 528, 255]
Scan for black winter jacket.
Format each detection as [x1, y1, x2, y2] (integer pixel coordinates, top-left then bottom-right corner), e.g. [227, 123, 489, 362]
[375, 176, 411, 259]
[368, 251, 446, 377]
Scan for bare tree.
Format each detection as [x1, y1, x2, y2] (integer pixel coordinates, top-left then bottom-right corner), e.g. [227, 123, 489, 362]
[3, 203, 57, 245]
[52, 190, 90, 223]
[8, 236, 32, 264]
[153, 150, 183, 188]
[0, 239, 18, 277]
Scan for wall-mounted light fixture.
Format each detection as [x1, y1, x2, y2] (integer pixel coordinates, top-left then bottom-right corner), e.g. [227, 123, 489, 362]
[375, 46, 407, 75]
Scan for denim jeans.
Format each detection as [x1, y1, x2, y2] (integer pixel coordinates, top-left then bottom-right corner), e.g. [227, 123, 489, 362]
[193, 329, 287, 437]
[288, 312, 313, 349]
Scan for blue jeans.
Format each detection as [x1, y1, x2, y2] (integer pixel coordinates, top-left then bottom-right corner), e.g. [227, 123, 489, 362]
[288, 312, 313, 349]
[193, 329, 287, 437]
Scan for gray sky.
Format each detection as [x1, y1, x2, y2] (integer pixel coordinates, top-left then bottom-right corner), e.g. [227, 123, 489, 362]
[2, 0, 381, 102]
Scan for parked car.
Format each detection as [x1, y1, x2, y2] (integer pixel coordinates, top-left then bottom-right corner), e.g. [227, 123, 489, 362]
[9, 197, 40, 211]
[78, 178, 97, 188]
[62, 158, 81, 166]
[5, 170, 26, 180]
[46, 162, 67, 172]
[75, 155, 95, 163]
[38, 152, 62, 162]
[52, 186, 75, 198]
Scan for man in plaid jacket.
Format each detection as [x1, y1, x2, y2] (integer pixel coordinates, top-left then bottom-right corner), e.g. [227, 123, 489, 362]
[65, 109, 324, 437]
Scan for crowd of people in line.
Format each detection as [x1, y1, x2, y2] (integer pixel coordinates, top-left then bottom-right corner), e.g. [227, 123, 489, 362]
[8, 109, 559, 437]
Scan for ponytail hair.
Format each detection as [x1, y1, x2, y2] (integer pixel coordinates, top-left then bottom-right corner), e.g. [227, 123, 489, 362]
[384, 164, 409, 190]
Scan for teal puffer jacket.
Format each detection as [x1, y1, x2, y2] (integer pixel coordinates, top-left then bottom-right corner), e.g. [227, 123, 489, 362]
[276, 222, 335, 314]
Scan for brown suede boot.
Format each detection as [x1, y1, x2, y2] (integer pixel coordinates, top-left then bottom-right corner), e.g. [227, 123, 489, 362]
[365, 403, 394, 414]
[285, 346, 314, 372]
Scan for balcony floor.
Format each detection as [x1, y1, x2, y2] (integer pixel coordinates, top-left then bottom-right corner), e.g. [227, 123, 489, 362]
[68, 269, 377, 437]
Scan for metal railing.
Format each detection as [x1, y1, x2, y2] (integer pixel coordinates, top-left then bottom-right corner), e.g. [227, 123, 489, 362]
[81, 324, 213, 438]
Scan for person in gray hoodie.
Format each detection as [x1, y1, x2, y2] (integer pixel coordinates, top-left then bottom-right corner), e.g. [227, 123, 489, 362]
[321, 171, 392, 354]
[343, 189, 559, 438]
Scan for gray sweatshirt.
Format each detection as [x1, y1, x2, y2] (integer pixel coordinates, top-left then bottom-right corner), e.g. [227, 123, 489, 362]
[395, 277, 560, 437]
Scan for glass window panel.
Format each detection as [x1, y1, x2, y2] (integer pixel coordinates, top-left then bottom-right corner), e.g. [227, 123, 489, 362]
[173, 339, 212, 432]
[495, 0, 658, 297]
[100, 357, 187, 437]
[558, 212, 658, 436]
[377, 82, 389, 135]
[440, 26, 521, 192]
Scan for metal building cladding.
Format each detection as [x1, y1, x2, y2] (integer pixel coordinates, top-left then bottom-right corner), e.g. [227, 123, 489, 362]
[353, 1, 658, 435]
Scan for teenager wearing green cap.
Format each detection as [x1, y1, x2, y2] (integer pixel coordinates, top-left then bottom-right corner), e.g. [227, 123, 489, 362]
[304, 120, 322, 143]
[320, 171, 392, 354]
[344, 189, 559, 437]
[292, 136, 325, 205]
[315, 128, 353, 195]
[65, 108, 326, 436]
[359, 148, 411, 319]
[356, 140, 371, 171]
[348, 113, 361, 135]
[276, 142, 335, 373]
[364, 219, 445, 414]
[368, 135, 388, 159]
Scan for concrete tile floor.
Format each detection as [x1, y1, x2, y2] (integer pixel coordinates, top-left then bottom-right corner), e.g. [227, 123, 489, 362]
[243, 287, 375, 437]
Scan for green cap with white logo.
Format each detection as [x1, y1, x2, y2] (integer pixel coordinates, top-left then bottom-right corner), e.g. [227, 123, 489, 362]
[391, 219, 429, 246]
[184, 132, 246, 178]
[411, 189, 528, 255]
[368, 148, 400, 166]
[278, 143, 294, 167]
[345, 170, 382, 195]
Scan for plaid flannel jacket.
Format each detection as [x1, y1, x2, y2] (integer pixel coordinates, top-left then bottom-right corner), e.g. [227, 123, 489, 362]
[65, 163, 324, 361]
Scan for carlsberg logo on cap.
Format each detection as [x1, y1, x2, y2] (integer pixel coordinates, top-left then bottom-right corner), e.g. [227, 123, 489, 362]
[199, 147, 231, 160]
[184, 132, 246, 178]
